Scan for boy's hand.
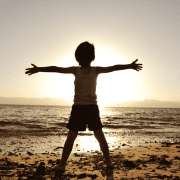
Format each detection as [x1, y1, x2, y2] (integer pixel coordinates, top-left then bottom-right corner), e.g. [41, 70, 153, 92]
[130, 59, 143, 71]
[25, 64, 39, 76]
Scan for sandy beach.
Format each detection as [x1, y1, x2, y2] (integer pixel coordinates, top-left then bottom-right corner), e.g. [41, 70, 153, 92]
[0, 134, 180, 180]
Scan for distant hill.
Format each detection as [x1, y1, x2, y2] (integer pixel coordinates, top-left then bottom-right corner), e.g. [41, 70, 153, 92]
[115, 99, 180, 108]
[0, 97, 72, 106]
[0, 97, 180, 108]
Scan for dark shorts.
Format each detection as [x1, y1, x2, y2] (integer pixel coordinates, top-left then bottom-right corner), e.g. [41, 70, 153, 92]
[66, 105, 103, 132]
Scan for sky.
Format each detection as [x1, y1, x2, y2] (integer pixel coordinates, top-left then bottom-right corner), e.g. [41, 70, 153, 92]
[0, 0, 180, 107]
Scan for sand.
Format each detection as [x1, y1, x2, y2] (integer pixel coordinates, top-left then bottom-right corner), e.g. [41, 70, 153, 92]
[0, 141, 180, 180]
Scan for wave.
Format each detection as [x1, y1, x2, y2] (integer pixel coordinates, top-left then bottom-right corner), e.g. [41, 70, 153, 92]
[102, 124, 159, 129]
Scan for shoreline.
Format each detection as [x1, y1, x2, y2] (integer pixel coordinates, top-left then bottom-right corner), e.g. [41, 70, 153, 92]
[1, 130, 180, 179]
[0, 142, 180, 179]
[1, 130, 180, 155]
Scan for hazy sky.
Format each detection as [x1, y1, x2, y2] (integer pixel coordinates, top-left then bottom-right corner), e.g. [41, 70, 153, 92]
[1, 0, 180, 106]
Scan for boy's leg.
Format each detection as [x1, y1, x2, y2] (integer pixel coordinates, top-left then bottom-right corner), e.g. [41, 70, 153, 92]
[93, 128, 112, 167]
[60, 129, 78, 166]
[51, 129, 78, 171]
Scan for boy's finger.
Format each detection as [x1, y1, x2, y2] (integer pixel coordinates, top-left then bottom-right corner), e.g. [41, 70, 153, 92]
[132, 59, 138, 64]
[32, 63, 37, 67]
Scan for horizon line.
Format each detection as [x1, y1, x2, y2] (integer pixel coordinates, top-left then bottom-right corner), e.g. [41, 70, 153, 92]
[0, 96, 180, 102]
[0, 103, 180, 109]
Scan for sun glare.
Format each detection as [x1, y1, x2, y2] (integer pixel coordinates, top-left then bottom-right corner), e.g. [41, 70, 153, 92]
[94, 47, 134, 107]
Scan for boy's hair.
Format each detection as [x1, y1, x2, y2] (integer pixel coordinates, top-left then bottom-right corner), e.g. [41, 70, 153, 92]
[75, 41, 95, 67]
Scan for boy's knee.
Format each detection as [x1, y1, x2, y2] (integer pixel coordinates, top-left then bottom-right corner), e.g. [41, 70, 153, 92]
[94, 128, 105, 141]
[67, 130, 78, 141]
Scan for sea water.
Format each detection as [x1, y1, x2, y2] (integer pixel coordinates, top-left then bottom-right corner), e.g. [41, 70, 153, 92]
[0, 104, 180, 154]
[1, 104, 180, 135]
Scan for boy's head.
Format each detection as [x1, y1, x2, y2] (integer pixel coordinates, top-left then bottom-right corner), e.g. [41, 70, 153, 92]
[75, 41, 95, 67]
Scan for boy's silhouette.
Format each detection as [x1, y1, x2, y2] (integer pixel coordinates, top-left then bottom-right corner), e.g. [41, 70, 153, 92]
[25, 41, 143, 173]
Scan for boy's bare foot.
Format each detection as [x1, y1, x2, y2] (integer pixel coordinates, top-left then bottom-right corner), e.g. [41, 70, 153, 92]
[50, 164, 65, 171]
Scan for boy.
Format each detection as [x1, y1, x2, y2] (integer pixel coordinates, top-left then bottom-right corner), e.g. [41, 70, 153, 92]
[25, 41, 143, 173]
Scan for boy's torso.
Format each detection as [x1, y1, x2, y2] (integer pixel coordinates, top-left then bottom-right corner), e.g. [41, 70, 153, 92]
[73, 66, 98, 105]
[74, 66, 98, 76]
[80, 67, 92, 74]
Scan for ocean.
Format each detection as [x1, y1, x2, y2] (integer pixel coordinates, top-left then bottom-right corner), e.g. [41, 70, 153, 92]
[0, 104, 180, 154]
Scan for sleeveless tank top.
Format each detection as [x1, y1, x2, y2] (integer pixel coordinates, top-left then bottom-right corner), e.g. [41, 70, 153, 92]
[73, 66, 98, 105]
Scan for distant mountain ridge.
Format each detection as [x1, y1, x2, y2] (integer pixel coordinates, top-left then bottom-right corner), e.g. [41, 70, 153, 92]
[115, 99, 180, 108]
[0, 97, 71, 106]
[0, 97, 180, 108]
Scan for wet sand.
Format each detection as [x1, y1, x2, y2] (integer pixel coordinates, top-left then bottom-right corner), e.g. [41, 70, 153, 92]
[0, 138, 180, 180]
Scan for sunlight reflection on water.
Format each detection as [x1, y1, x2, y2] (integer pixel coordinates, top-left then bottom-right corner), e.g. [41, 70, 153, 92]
[75, 127, 128, 152]
[76, 136, 100, 152]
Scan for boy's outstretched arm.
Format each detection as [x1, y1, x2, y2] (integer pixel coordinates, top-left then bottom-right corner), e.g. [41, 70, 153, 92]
[96, 59, 143, 74]
[25, 64, 76, 76]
